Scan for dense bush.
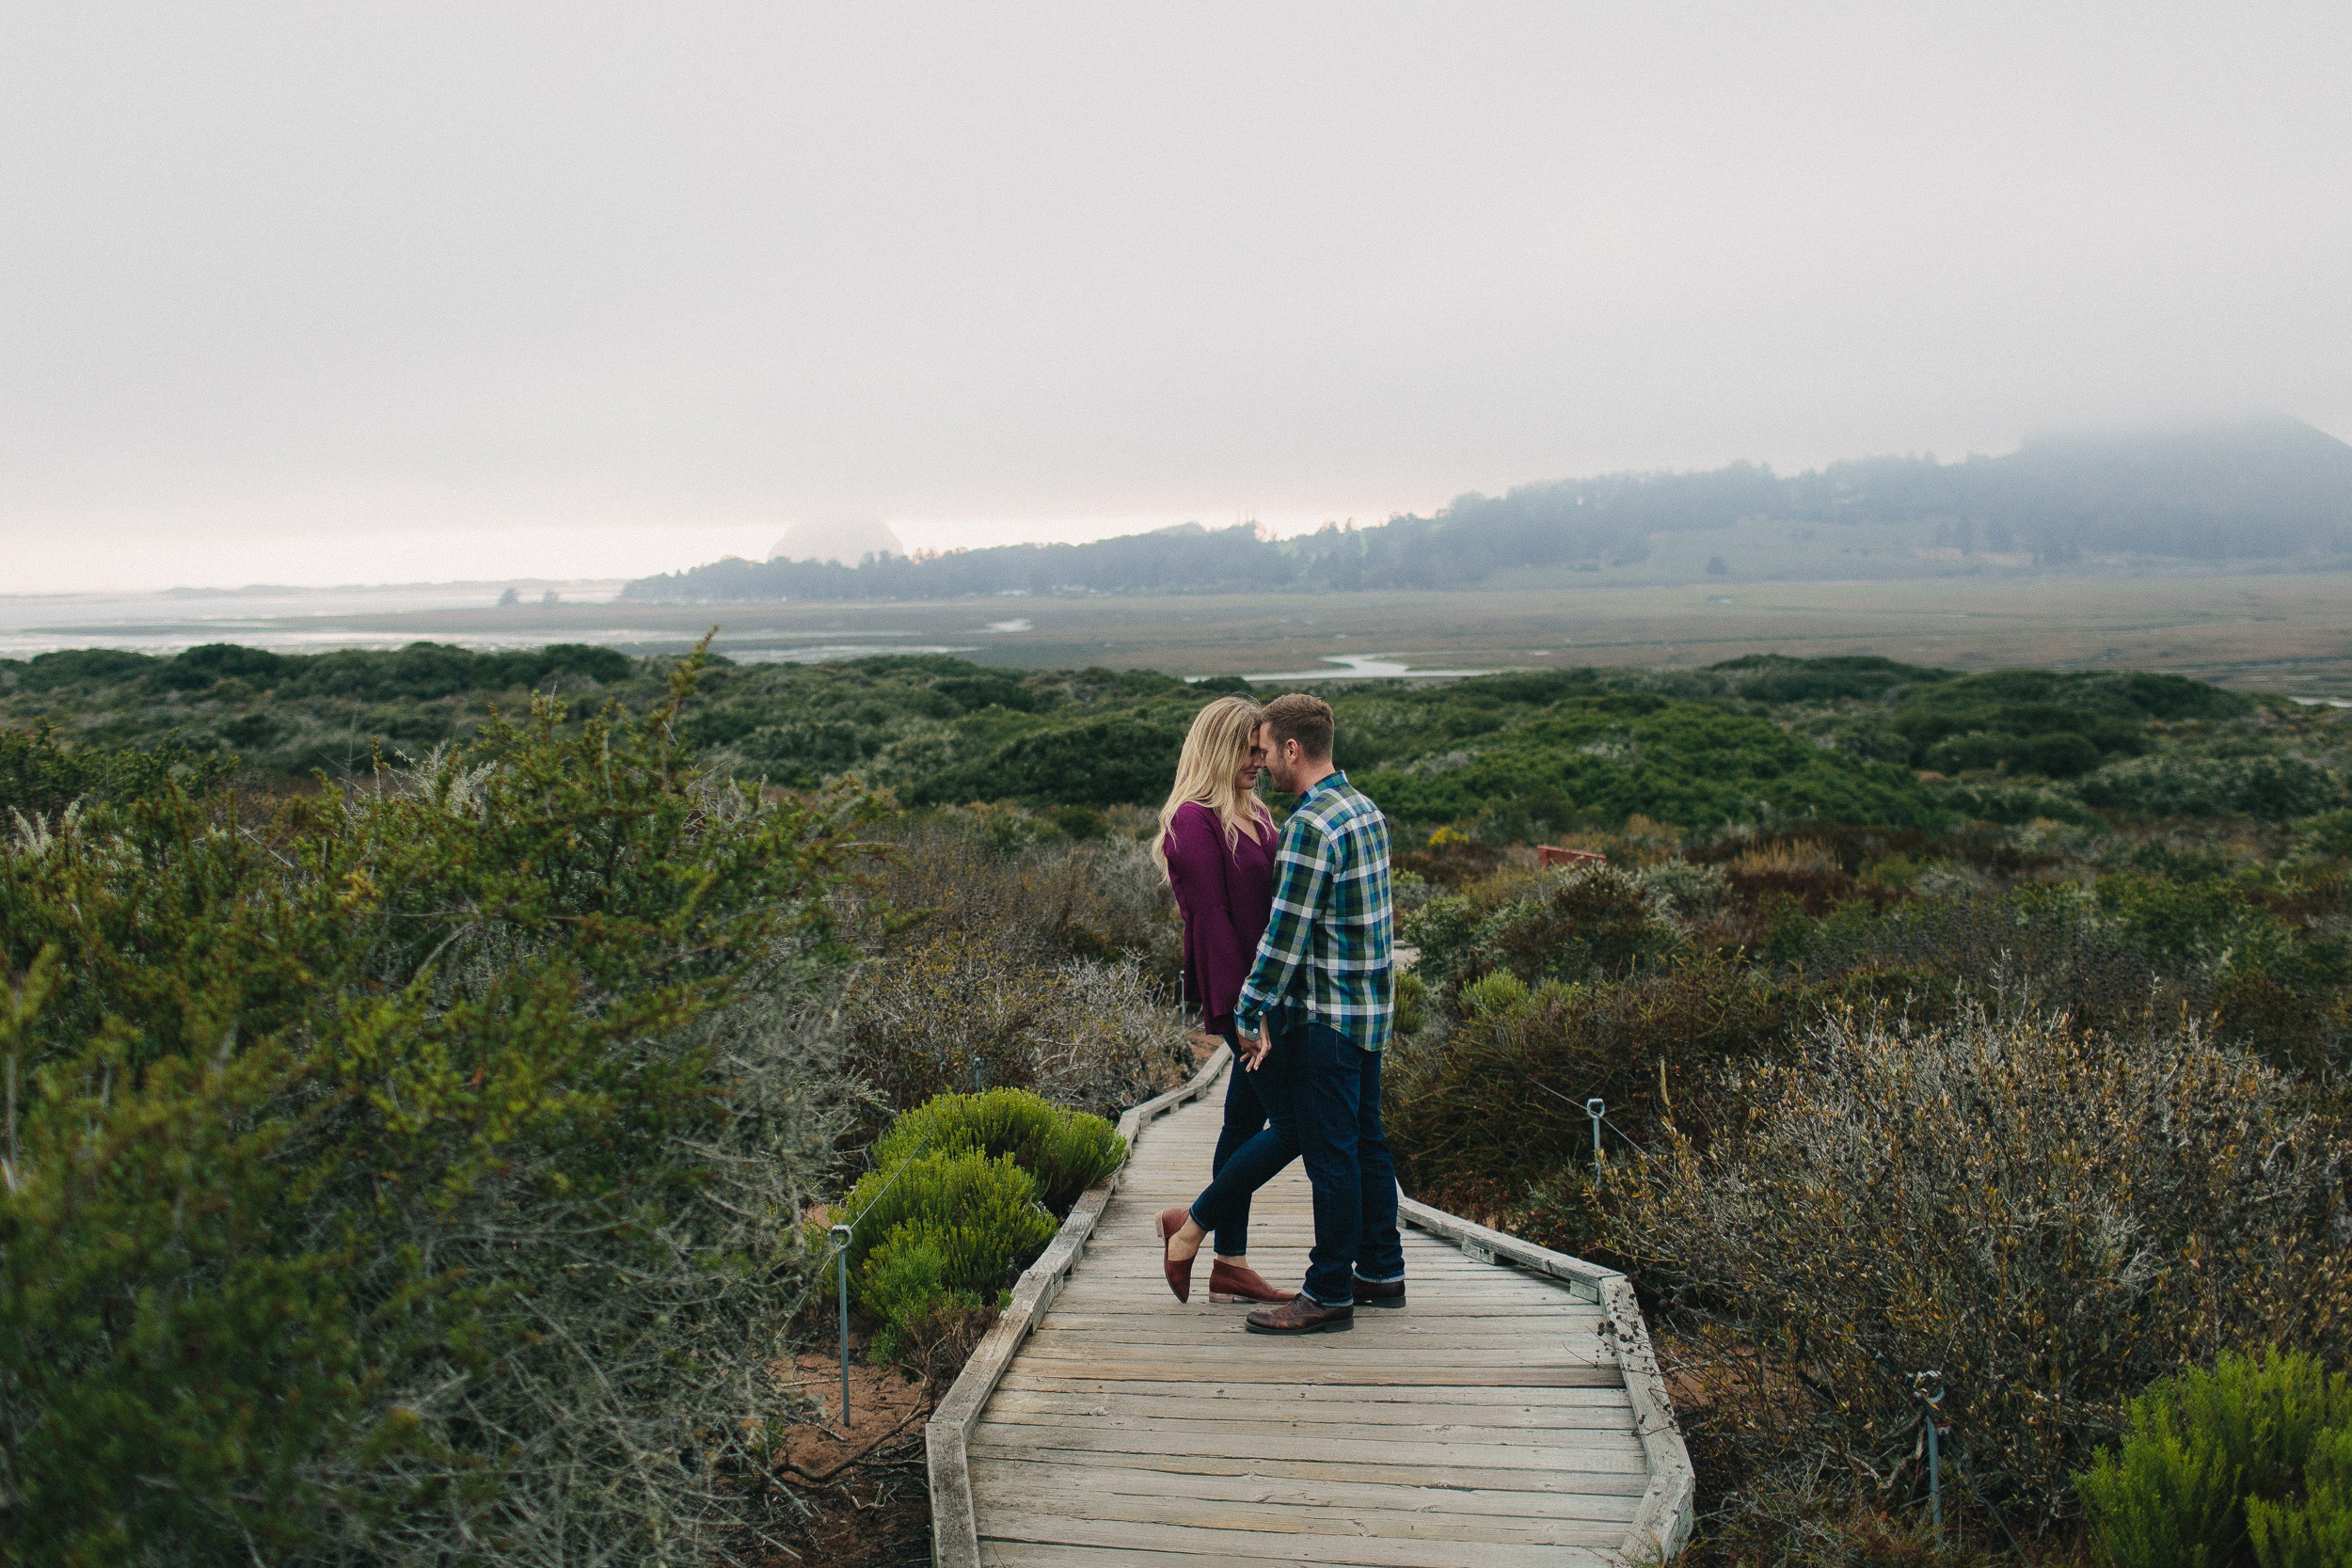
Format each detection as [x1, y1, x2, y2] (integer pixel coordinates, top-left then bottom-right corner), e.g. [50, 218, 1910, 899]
[1603, 1006, 2351, 1528]
[837, 928, 1192, 1125]
[899, 716, 1188, 808]
[0, 658, 874, 1566]
[0, 724, 235, 820]
[2077, 1351, 2352, 1568]
[1357, 693, 1945, 833]
[1407, 863, 1685, 997]
[2074, 753, 2347, 821]
[1386, 956, 1807, 1237]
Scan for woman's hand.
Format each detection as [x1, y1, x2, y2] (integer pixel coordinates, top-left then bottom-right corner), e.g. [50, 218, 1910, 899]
[1238, 1022, 1274, 1071]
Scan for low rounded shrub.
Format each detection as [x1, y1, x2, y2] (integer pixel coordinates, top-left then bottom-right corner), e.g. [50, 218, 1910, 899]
[872, 1087, 1126, 1215]
[834, 1148, 1059, 1365]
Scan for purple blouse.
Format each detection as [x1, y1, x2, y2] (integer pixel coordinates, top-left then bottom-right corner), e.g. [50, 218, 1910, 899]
[1163, 800, 1278, 1027]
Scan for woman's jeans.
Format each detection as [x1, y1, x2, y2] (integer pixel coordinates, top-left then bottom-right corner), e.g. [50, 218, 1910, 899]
[1193, 1020, 1296, 1258]
[1205, 1020, 1275, 1256]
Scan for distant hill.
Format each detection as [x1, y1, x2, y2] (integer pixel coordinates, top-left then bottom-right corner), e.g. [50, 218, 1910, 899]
[622, 417, 2352, 603]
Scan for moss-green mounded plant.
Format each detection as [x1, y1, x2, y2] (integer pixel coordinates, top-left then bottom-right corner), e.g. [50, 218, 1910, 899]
[871, 1088, 1126, 1216]
[833, 1148, 1058, 1364]
[2076, 1350, 2352, 1568]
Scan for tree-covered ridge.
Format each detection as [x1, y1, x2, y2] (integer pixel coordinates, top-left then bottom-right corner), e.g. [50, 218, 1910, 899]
[621, 417, 2352, 602]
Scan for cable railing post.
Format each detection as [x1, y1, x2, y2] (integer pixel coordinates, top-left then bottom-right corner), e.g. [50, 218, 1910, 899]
[1913, 1370, 1946, 1548]
[831, 1222, 854, 1426]
[1586, 1097, 1605, 1176]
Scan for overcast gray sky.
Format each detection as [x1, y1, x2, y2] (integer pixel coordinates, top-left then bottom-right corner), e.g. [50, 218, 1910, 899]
[5, 3, 2347, 593]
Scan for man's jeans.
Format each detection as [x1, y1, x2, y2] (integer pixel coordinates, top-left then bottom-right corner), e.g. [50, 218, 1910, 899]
[1285, 1020, 1405, 1306]
[1186, 1019, 1404, 1307]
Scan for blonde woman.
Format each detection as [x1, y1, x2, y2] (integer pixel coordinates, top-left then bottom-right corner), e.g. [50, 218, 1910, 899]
[1150, 696, 1297, 1306]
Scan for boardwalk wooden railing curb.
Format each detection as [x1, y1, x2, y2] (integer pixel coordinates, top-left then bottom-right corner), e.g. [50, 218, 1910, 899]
[1398, 1198, 1697, 1561]
[927, 1046, 1234, 1568]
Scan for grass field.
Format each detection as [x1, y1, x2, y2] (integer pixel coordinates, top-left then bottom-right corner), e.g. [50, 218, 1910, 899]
[103, 568, 2350, 695]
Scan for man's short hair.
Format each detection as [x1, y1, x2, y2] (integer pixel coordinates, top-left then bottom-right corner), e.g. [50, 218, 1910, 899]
[1260, 692, 1335, 760]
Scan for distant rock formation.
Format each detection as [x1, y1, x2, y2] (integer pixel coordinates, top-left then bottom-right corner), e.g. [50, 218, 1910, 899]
[767, 516, 905, 565]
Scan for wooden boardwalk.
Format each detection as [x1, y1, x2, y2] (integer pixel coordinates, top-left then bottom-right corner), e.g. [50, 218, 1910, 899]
[929, 1053, 1692, 1566]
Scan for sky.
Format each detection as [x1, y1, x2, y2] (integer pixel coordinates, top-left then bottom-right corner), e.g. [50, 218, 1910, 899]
[4, 3, 2348, 594]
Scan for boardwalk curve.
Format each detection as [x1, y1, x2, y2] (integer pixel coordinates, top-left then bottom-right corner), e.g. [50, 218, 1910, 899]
[928, 1050, 1693, 1566]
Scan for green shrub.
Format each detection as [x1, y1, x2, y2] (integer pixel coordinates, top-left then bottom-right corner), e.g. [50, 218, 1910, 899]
[2077, 1350, 2352, 1568]
[905, 716, 1188, 806]
[1458, 970, 1531, 1018]
[834, 1148, 1059, 1360]
[1394, 970, 1428, 1035]
[872, 1087, 1126, 1214]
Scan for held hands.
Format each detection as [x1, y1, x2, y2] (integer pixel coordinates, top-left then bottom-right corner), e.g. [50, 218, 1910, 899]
[1237, 1020, 1274, 1071]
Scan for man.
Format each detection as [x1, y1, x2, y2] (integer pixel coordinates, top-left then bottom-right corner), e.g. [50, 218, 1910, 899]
[1229, 692, 1404, 1334]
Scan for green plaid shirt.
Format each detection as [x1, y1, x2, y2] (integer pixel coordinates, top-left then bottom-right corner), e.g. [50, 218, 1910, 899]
[1232, 770, 1395, 1052]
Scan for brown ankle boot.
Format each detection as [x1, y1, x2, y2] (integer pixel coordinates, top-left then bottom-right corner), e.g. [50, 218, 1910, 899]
[1207, 1260, 1297, 1305]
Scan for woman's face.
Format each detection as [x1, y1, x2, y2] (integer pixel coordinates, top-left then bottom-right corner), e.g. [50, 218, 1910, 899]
[1234, 730, 1267, 792]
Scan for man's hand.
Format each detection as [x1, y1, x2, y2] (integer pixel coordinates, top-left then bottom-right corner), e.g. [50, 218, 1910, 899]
[1237, 1020, 1274, 1071]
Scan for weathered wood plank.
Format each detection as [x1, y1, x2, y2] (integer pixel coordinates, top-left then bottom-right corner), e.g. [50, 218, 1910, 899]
[967, 1421, 1648, 1472]
[972, 1475, 1628, 1545]
[967, 1455, 1645, 1520]
[985, 1387, 1637, 1429]
[977, 1408, 1649, 1449]
[980, 1357, 1625, 1388]
[1015, 1324, 1613, 1350]
[1014, 1338, 1614, 1368]
[978, 1513, 1622, 1567]
[964, 1443, 1653, 1496]
[993, 1371, 1634, 1407]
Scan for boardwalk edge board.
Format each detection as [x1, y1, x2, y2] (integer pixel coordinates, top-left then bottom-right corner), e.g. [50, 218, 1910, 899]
[1395, 1197, 1696, 1559]
[929, 1046, 1235, 1568]
[928, 1046, 1697, 1565]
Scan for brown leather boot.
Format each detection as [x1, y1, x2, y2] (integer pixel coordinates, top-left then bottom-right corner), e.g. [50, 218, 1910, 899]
[1207, 1260, 1297, 1305]
[1245, 1293, 1355, 1335]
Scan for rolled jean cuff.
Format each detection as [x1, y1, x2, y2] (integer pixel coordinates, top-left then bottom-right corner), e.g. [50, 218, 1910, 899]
[1353, 1269, 1405, 1285]
[1305, 1290, 1354, 1308]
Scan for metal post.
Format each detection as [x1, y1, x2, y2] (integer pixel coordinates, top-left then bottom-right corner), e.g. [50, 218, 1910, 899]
[1914, 1370, 1945, 1547]
[1585, 1097, 1605, 1175]
[831, 1222, 854, 1427]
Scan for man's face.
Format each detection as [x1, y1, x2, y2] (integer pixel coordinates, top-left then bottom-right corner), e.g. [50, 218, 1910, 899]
[1255, 723, 1299, 794]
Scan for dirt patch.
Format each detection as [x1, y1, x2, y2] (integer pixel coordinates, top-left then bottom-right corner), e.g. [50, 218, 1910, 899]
[744, 1339, 937, 1566]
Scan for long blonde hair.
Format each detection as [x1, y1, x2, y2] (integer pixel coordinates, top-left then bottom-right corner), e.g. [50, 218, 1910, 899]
[1153, 695, 1273, 877]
